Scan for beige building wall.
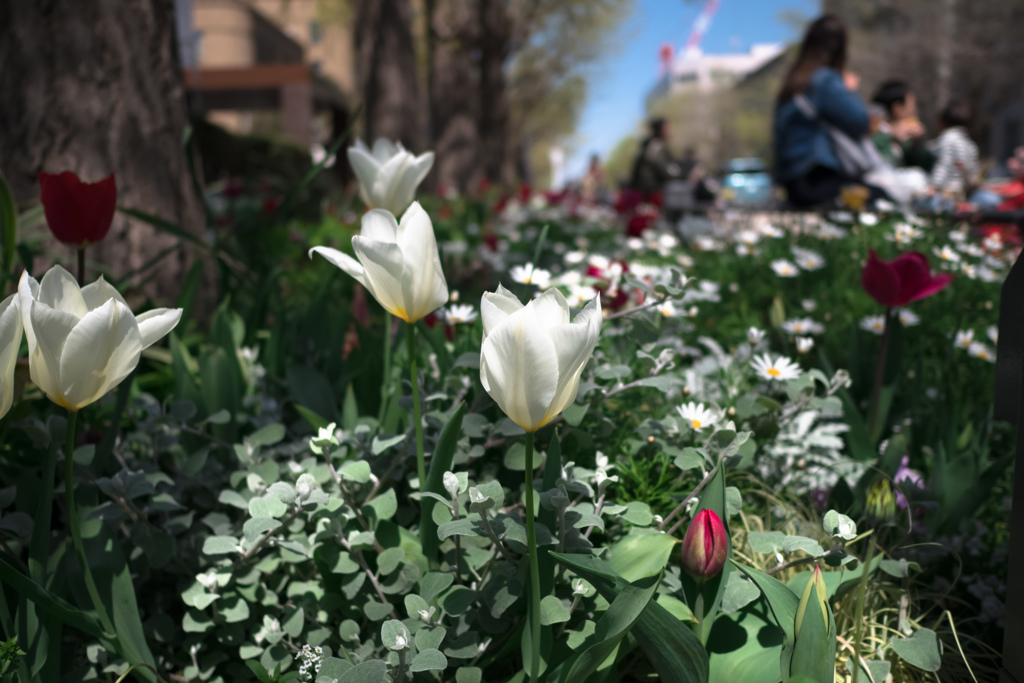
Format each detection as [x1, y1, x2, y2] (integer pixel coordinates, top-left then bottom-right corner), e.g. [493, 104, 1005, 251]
[250, 0, 356, 97]
[194, 0, 256, 67]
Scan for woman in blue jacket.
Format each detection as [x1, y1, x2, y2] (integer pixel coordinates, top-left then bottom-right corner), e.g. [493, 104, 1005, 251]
[773, 15, 871, 207]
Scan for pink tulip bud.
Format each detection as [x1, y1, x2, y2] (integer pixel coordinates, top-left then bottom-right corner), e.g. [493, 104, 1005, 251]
[680, 509, 727, 579]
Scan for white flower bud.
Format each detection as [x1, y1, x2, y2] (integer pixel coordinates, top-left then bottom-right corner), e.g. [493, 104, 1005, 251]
[443, 471, 460, 498]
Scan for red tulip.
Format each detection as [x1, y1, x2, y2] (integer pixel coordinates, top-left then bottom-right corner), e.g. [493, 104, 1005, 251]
[680, 509, 727, 579]
[38, 171, 117, 247]
[860, 249, 952, 307]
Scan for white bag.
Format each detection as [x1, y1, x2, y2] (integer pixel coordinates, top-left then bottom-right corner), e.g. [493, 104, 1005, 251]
[793, 94, 882, 179]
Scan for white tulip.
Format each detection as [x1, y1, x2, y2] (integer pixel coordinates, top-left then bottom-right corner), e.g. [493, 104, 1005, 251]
[347, 138, 434, 216]
[310, 202, 448, 323]
[480, 286, 601, 432]
[18, 266, 182, 411]
[0, 293, 23, 419]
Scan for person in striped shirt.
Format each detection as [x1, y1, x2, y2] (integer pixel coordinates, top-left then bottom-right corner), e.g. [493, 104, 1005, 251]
[929, 100, 979, 197]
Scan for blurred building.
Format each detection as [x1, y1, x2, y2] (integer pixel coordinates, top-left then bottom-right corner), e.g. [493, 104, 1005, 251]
[646, 43, 784, 110]
[173, 0, 353, 145]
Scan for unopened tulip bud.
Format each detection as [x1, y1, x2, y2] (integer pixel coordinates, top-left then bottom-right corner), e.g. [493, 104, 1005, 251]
[794, 565, 828, 639]
[680, 509, 727, 579]
[866, 477, 897, 524]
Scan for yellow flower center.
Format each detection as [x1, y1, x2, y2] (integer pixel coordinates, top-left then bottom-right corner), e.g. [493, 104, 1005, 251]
[767, 367, 781, 377]
[691, 419, 702, 430]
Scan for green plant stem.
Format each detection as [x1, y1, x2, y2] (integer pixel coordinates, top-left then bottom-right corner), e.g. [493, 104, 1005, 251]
[867, 307, 893, 440]
[77, 247, 86, 284]
[378, 312, 393, 425]
[407, 324, 427, 536]
[850, 534, 877, 683]
[65, 410, 116, 636]
[523, 431, 541, 681]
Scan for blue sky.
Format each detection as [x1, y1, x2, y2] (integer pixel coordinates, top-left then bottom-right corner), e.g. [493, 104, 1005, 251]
[566, 0, 820, 177]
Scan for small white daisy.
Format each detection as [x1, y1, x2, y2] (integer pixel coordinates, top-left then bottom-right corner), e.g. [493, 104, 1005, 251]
[948, 228, 968, 243]
[509, 263, 552, 288]
[875, 199, 896, 212]
[771, 259, 800, 277]
[751, 354, 802, 381]
[961, 263, 977, 279]
[801, 299, 818, 312]
[747, 327, 766, 345]
[657, 300, 681, 317]
[782, 318, 825, 336]
[567, 285, 598, 308]
[978, 266, 1000, 283]
[860, 315, 886, 335]
[859, 212, 880, 226]
[792, 247, 826, 271]
[737, 230, 761, 246]
[795, 336, 814, 354]
[818, 223, 848, 240]
[896, 309, 920, 327]
[564, 250, 587, 265]
[444, 304, 478, 325]
[829, 211, 854, 223]
[954, 330, 975, 349]
[759, 224, 786, 238]
[982, 233, 1004, 252]
[677, 402, 715, 431]
[933, 246, 961, 263]
[967, 342, 996, 363]
[888, 223, 923, 245]
[988, 325, 999, 345]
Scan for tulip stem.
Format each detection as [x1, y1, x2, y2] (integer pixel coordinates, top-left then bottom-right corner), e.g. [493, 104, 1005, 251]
[850, 535, 877, 683]
[867, 307, 893, 442]
[77, 247, 86, 284]
[407, 324, 428, 544]
[523, 431, 541, 681]
[65, 410, 116, 637]
[378, 312, 393, 425]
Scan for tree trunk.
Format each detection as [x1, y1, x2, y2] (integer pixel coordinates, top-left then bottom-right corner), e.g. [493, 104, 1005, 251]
[429, 0, 480, 193]
[0, 0, 206, 304]
[355, 0, 425, 150]
[478, 0, 513, 184]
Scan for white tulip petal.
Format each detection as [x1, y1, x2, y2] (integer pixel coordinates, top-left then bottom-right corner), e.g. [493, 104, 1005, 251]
[347, 147, 380, 199]
[38, 265, 88, 318]
[80, 276, 128, 310]
[371, 138, 400, 163]
[135, 308, 183, 349]
[309, 246, 369, 288]
[390, 153, 434, 215]
[351, 237, 408, 320]
[0, 294, 23, 419]
[360, 209, 400, 243]
[397, 204, 448, 320]
[481, 285, 524, 335]
[353, 138, 370, 154]
[480, 306, 559, 431]
[59, 300, 143, 410]
[529, 289, 571, 330]
[18, 272, 40, 352]
[543, 297, 601, 421]
[374, 153, 412, 214]
[28, 300, 79, 407]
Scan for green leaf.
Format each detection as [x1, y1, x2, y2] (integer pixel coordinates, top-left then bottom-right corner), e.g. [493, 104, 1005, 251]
[456, 667, 482, 683]
[420, 572, 454, 603]
[249, 423, 286, 447]
[674, 448, 705, 470]
[246, 661, 274, 683]
[550, 553, 709, 683]
[822, 510, 857, 540]
[620, 501, 653, 526]
[0, 170, 17, 278]
[720, 571, 762, 614]
[706, 606, 786, 683]
[409, 648, 448, 672]
[562, 572, 662, 682]
[339, 461, 371, 484]
[730, 561, 799, 675]
[371, 434, 406, 455]
[249, 495, 288, 519]
[203, 536, 241, 555]
[891, 628, 942, 672]
[421, 403, 466, 566]
[540, 595, 571, 625]
[606, 532, 678, 582]
[337, 659, 387, 683]
[363, 489, 397, 524]
[381, 620, 411, 651]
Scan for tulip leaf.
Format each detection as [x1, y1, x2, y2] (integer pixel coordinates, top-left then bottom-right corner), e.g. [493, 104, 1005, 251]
[729, 561, 800, 679]
[606, 531, 678, 582]
[550, 552, 709, 683]
[706, 604, 786, 683]
[789, 575, 836, 682]
[420, 402, 465, 565]
[720, 571, 762, 614]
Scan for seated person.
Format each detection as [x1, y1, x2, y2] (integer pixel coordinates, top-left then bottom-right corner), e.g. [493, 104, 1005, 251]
[871, 80, 934, 170]
[929, 100, 979, 200]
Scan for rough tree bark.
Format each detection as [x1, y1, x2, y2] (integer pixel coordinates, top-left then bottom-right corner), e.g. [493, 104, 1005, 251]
[478, 0, 514, 184]
[355, 0, 425, 151]
[0, 0, 206, 304]
[429, 0, 481, 192]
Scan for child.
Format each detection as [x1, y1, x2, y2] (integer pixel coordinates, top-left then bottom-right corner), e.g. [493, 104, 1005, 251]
[929, 100, 979, 199]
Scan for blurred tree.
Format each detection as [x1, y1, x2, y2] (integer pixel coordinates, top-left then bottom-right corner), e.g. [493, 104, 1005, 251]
[0, 0, 206, 302]
[604, 135, 641, 186]
[354, 0, 426, 150]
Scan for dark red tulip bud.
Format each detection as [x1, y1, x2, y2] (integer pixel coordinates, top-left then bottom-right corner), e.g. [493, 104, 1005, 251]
[681, 509, 727, 579]
[38, 171, 117, 247]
